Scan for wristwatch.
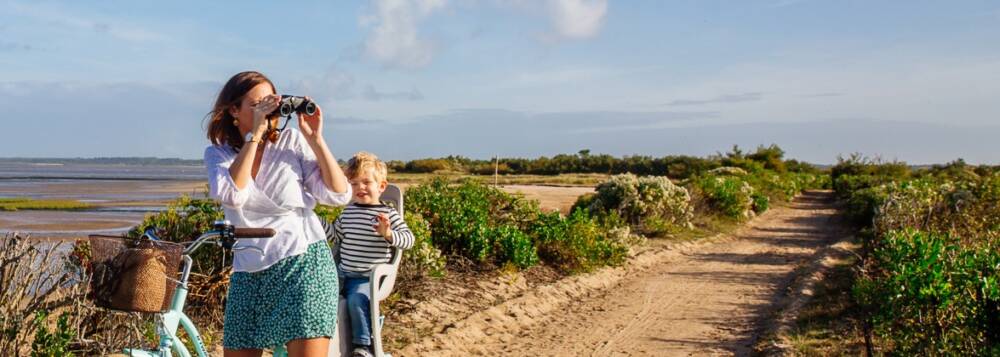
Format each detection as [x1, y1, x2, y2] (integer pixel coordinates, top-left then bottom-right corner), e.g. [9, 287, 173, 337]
[244, 132, 254, 142]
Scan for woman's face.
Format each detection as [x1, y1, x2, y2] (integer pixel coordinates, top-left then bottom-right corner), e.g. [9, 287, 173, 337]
[230, 83, 277, 136]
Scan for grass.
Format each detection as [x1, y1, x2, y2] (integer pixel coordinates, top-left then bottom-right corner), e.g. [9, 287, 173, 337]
[390, 172, 609, 187]
[0, 198, 93, 211]
[781, 253, 870, 356]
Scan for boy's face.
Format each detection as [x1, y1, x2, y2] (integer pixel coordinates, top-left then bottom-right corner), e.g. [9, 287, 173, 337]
[349, 169, 387, 205]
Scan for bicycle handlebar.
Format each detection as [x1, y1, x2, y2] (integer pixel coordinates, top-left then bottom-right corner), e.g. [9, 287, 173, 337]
[233, 228, 276, 239]
[171, 220, 277, 255]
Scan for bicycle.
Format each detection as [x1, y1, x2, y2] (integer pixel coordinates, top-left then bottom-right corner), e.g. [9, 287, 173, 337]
[118, 220, 276, 357]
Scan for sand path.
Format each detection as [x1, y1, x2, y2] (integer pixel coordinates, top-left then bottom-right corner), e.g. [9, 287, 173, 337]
[398, 191, 844, 356]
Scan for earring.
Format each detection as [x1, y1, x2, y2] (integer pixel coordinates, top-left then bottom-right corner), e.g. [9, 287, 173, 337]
[233, 118, 239, 126]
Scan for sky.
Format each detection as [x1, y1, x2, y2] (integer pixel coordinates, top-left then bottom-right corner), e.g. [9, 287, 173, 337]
[1, 0, 999, 164]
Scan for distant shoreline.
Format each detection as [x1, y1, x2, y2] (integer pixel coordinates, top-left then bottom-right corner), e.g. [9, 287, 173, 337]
[0, 157, 203, 166]
[0, 176, 202, 181]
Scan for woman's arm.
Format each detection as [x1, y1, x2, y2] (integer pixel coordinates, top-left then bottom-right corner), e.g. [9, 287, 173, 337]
[298, 103, 349, 194]
[205, 146, 254, 208]
[305, 136, 348, 194]
[229, 94, 280, 189]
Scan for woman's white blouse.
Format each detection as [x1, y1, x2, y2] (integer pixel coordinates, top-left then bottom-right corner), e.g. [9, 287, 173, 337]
[204, 128, 351, 273]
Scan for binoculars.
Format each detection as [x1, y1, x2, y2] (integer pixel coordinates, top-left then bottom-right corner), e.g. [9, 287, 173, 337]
[271, 95, 317, 117]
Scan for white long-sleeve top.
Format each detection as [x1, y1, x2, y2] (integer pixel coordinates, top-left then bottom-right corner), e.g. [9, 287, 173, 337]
[204, 128, 351, 273]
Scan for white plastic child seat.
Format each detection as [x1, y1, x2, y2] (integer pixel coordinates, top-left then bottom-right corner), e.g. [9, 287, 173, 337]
[330, 183, 404, 357]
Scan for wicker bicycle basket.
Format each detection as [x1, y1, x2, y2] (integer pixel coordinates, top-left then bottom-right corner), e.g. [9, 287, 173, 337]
[86, 235, 183, 313]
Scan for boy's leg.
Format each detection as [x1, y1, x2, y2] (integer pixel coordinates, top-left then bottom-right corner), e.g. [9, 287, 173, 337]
[343, 276, 373, 347]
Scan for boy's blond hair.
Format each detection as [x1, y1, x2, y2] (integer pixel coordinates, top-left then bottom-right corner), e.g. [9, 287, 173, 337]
[345, 151, 388, 183]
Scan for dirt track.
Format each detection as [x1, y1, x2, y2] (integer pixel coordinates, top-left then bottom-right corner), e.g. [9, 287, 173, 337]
[399, 191, 844, 356]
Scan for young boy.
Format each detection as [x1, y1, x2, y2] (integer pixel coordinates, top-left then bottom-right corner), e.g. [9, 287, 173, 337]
[328, 152, 413, 357]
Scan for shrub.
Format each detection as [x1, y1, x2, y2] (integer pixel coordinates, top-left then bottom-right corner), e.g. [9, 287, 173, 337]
[1, 235, 89, 356]
[832, 174, 885, 199]
[407, 178, 633, 272]
[839, 164, 1000, 355]
[400, 213, 446, 278]
[751, 191, 770, 214]
[492, 225, 538, 269]
[405, 178, 501, 261]
[405, 159, 454, 173]
[857, 229, 1000, 355]
[581, 174, 693, 232]
[692, 175, 755, 220]
[830, 153, 910, 182]
[747, 144, 787, 173]
[314, 204, 344, 223]
[31, 310, 75, 357]
[744, 171, 798, 203]
[129, 195, 225, 274]
[529, 210, 629, 273]
[405, 178, 545, 267]
[843, 186, 887, 225]
[708, 166, 748, 176]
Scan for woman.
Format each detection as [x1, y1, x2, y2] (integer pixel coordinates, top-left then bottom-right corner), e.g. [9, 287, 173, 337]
[204, 71, 351, 356]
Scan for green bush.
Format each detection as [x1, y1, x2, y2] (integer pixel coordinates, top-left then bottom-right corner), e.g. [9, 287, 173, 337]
[832, 174, 885, 199]
[837, 162, 1000, 355]
[130, 195, 225, 274]
[692, 175, 755, 220]
[405, 178, 502, 261]
[857, 229, 1000, 355]
[492, 225, 539, 269]
[405, 158, 455, 173]
[747, 144, 788, 173]
[401, 213, 446, 277]
[405, 177, 542, 267]
[830, 154, 910, 183]
[843, 186, 888, 225]
[580, 173, 693, 233]
[407, 177, 633, 272]
[31, 310, 75, 357]
[708, 166, 748, 176]
[314, 204, 345, 222]
[751, 191, 769, 214]
[529, 210, 629, 273]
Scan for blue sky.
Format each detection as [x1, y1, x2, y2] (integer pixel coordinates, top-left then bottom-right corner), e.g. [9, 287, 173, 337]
[2, 0, 999, 164]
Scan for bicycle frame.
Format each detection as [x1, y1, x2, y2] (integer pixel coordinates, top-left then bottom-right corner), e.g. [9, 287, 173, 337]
[124, 225, 271, 357]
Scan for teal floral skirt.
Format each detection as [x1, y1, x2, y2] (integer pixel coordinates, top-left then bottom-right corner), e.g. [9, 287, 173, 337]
[223, 241, 338, 350]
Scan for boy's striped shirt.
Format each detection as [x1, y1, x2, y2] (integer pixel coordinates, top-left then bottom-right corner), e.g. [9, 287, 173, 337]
[326, 202, 413, 273]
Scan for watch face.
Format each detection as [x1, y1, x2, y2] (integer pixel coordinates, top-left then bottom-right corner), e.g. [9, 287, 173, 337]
[244, 132, 253, 142]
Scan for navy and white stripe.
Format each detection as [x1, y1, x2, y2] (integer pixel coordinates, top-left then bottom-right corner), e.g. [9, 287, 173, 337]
[327, 203, 413, 273]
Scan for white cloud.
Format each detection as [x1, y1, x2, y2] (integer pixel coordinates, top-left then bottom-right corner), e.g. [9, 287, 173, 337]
[546, 0, 607, 40]
[361, 0, 447, 69]
[358, 0, 608, 68]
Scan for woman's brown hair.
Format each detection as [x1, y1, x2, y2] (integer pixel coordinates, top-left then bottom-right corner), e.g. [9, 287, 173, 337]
[206, 71, 279, 150]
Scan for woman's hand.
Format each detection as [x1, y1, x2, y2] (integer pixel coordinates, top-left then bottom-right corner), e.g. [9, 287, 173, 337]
[298, 97, 324, 143]
[251, 94, 280, 138]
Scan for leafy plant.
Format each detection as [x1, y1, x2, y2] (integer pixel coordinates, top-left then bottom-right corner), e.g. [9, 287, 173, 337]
[692, 175, 755, 220]
[492, 225, 538, 269]
[31, 310, 75, 357]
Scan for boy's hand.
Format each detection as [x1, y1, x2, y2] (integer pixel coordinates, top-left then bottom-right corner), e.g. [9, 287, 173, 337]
[374, 213, 392, 242]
